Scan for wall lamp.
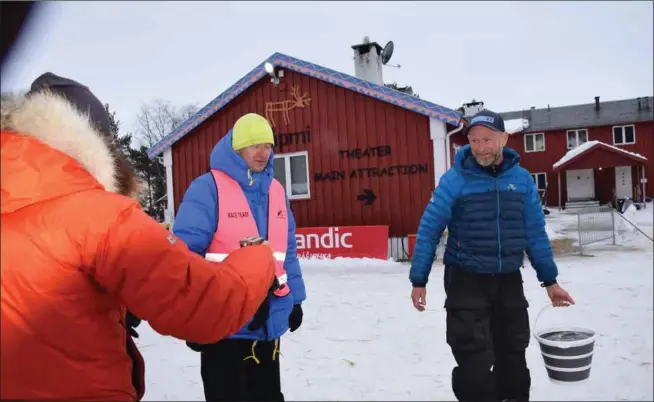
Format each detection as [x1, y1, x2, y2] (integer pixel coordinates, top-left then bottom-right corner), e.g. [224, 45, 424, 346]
[264, 62, 283, 86]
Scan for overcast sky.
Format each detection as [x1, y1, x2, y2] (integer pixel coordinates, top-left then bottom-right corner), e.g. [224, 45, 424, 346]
[2, 1, 652, 139]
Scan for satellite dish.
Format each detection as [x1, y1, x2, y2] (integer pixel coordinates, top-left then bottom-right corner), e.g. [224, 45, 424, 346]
[381, 41, 394, 65]
[264, 62, 275, 75]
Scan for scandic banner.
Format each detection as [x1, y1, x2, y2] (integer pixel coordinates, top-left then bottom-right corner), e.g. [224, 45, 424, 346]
[294, 226, 389, 260]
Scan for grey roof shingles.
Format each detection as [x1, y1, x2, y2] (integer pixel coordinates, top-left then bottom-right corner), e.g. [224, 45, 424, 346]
[497, 96, 654, 133]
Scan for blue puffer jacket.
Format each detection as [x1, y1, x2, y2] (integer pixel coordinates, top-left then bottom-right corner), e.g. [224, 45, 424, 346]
[173, 130, 306, 341]
[409, 145, 557, 286]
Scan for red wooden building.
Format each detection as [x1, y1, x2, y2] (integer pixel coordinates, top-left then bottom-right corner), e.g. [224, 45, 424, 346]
[450, 97, 654, 211]
[147, 40, 464, 259]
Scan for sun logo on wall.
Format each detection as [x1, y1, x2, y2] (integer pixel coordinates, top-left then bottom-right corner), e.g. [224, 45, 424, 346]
[264, 85, 311, 128]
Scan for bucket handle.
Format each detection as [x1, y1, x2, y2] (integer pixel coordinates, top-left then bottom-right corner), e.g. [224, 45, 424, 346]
[531, 303, 552, 340]
[532, 302, 584, 340]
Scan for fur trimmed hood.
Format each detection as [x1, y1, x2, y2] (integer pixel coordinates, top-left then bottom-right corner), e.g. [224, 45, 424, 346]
[1, 90, 141, 200]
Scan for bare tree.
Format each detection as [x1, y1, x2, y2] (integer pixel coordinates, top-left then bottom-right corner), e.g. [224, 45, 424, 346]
[135, 99, 199, 147]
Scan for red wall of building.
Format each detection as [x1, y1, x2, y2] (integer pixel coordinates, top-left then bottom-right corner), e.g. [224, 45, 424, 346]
[447, 121, 653, 206]
[171, 69, 435, 237]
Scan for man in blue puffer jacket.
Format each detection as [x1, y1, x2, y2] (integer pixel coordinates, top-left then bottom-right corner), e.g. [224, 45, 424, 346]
[173, 113, 306, 401]
[409, 110, 574, 402]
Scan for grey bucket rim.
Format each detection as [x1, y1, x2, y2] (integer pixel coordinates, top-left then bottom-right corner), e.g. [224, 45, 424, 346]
[531, 304, 597, 349]
[535, 326, 596, 349]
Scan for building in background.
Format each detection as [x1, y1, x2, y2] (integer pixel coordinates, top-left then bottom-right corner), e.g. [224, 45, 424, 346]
[450, 96, 653, 211]
[147, 37, 653, 260]
[147, 38, 465, 260]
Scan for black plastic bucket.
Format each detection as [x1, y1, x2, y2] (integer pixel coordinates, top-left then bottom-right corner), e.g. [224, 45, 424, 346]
[533, 306, 596, 384]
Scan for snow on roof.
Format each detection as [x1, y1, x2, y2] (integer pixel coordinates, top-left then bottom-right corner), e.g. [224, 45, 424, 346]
[504, 118, 530, 134]
[552, 140, 648, 169]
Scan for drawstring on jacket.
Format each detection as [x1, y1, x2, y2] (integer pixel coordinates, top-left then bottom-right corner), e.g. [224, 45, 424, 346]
[272, 338, 282, 360]
[242, 339, 282, 365]
[247, 169, 254, 186]
[243, 340, 260, 364]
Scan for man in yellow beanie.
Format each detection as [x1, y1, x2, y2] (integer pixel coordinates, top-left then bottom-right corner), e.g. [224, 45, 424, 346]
[173, 113, 306, 401]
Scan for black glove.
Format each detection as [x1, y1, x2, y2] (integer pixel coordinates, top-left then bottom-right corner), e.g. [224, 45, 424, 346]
[248, 297, 270, 331]
[289, 304, 303, 332]
[186, 341, 205, 352]
[125, 311, 141, 338]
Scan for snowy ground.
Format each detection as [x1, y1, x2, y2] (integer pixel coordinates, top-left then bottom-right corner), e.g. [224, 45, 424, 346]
[138, 207, 653, 401]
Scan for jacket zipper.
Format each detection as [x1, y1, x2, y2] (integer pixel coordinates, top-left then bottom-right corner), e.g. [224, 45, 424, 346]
[495, 179, 503, 273]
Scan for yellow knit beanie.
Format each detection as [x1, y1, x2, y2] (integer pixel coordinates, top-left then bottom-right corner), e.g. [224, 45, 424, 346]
[232, 113, 275, 151]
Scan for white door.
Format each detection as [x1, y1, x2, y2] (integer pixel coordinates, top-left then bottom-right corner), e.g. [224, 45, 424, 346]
[615, 166, 633, 199]
[566, 169, 595, 201]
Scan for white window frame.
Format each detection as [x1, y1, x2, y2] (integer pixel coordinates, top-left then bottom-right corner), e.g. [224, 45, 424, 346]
[612, 124, 636, 146]
[523, 132, 545, 153]
[566, 128, 589, 149]
[273, 151, 311, 200]
[530, 172, 548, 193]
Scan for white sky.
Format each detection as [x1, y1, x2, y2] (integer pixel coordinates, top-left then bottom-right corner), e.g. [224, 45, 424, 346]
[2, 1, 652, 138]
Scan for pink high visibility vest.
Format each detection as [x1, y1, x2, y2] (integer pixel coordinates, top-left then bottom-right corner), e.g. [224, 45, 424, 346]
[205, 169, 290, 297]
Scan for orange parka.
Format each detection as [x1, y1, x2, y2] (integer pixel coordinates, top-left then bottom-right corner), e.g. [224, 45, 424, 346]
[0, 91, 275, 401]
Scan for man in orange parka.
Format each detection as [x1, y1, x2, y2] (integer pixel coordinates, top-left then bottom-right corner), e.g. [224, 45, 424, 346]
[0, 72, 277, 401]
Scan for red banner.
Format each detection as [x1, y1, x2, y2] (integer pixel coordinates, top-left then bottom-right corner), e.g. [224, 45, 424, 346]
[294, 225, 389, 260]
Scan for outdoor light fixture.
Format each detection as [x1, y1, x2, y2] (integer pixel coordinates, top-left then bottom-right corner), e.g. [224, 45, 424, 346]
[264, 62, 282, 85]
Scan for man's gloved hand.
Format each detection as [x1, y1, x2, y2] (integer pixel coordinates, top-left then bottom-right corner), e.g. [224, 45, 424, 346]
[186, 341, 205, 352]
[126, 311, 141, 338]
[248, 296, 270, 331]
[289, 304, 303, 332]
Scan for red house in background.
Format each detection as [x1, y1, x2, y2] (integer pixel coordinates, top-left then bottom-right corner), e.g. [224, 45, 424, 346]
[450, 96, 653, 211]
[147, 38, 464, 260]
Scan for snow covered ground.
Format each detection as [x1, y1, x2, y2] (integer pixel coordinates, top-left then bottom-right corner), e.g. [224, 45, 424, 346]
[138, 206, 653, 401]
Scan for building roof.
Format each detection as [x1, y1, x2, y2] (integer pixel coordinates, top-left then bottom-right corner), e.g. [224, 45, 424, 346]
[147, 52, 463, 159]
[498, 96, 654, 133]
[552, 140, 647, 172]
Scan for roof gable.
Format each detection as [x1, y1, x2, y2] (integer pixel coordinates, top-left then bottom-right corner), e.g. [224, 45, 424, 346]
[147, 52, 462, 159]
[552, 140, 647, 172]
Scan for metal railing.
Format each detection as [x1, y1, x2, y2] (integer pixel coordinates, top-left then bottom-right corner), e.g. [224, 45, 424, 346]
[576, 205, 616, 253]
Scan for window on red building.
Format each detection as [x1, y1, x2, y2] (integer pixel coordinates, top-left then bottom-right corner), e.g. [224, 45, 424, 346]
[524, 133, 545, 152]
[273, 151, 311, 200]
[530, 172, 548, 194]
[612, 125, 636, 145]
[567, 129, 588, 149]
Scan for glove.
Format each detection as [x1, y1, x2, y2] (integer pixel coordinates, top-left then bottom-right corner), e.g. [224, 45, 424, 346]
[186, 341, 205, 352]
[289, 304, 303, 332]
[125, 311, 141, 338]
[248, 296, 270, 331]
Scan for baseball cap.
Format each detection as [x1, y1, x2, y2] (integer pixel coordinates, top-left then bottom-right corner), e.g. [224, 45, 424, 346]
[463, 109, 505, 136]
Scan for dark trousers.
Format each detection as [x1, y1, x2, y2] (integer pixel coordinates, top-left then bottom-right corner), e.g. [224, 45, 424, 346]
[444, 266, 531, 402]
[200, 338, 284, 401]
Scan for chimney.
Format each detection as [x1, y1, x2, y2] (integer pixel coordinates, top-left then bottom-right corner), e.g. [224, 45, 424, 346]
[461, 99, 485, 117]
[595, 96, 600, 110]
[637, 97, 642, 111]
[351, 36, 384, 85]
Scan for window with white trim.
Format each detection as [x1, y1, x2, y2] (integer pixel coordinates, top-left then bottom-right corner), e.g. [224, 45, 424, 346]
[612, 125, 635, 145]
[273, 151, 311, 200]
[530, 172, 548, 193]
[524, 133, 545, 152]
[567, 129, 588, 149]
